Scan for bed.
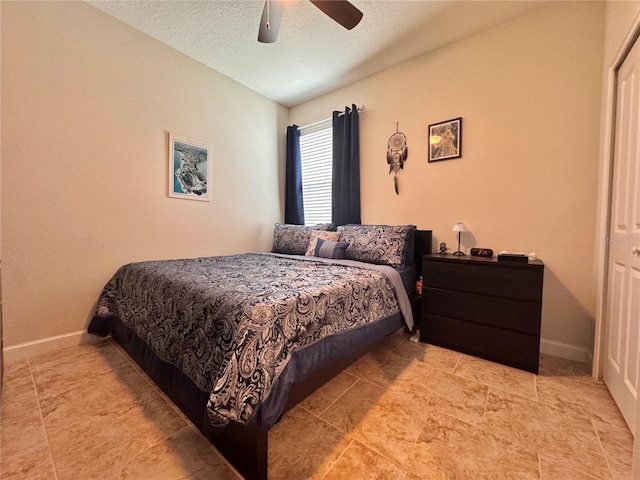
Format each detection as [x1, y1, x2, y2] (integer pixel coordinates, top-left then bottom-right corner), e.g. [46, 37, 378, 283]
[88, 224, 432, 480]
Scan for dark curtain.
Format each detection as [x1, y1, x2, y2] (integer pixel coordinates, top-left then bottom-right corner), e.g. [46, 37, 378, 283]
[284, 125, 305, 225]
[332, 104, 361, 226]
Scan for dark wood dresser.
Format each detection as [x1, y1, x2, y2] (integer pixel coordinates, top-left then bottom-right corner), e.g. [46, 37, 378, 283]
[420, 254, 544, 373]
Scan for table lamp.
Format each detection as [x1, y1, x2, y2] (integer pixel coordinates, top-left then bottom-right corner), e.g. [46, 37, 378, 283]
[452, 222, 468, 256]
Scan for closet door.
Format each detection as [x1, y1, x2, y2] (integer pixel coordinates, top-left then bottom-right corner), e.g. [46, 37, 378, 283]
[604, 35, 640, 430]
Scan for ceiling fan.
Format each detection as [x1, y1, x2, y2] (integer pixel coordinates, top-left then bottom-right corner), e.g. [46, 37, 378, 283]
[258, 0, 364, 43]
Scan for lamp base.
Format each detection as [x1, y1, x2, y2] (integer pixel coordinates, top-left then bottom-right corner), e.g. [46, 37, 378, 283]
[452, 251, 464, 256]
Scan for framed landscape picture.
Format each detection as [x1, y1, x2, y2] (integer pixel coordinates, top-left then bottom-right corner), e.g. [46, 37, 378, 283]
[168, 133, 211, 201]
[428, 117, 462, 162]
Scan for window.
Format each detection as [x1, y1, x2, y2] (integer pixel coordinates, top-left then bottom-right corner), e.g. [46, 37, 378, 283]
[299, 119, 332, 225]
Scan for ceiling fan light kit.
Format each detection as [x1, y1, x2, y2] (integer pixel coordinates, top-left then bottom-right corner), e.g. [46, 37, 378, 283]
[258, 0, 363, 43]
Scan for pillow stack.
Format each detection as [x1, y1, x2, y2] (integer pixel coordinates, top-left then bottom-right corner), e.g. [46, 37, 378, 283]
[271, 223, 416, 267]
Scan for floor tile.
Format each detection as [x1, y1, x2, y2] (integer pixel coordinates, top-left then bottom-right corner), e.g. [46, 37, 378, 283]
[2, 359, 31, 384]
[32, 342, 187, 480]
[539, 455, 602, 480]
[394, 361, 489, 425]
[269, 406, 352, 480]
[188, 463, 243, 480]
[0, 447, 57, 480]
[539, 353, 591, 377]
[320, 380, 423, 465]
[390, 341, 461, 373]
[319, 379, 387, 433]
[347, 399, 423, 466]
[1, 341, 633, 480]
[594, 420, 633, 480]
[36, 362, 157, 431]
[374, 327, 412, 353]
[536, 374, 628, 430]
[1, 372, 56, 480]
[46, 387, 188, 479]
[405, 412, 540, 479]
[482, 388, 611, 479]
[118, 426, 239, 479]
[29, 341, 129, 379]
[298, 371, 358, 416]
[454, 354, 537, 400]
[323, 440, 421, 480]
[343, 349, 414, 388]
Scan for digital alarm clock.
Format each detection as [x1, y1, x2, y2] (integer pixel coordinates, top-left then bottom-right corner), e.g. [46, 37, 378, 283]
[470, 248, 493, 258]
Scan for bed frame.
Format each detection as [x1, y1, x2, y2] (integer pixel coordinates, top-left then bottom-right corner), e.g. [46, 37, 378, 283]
[108, 230, 432, 480]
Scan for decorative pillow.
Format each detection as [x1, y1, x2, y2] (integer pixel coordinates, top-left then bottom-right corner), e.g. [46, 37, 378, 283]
[337, 224, 416, 267]
[272, 223, 330, 255]
[315, 238, 349, 259]
[305, 231, 340, 256]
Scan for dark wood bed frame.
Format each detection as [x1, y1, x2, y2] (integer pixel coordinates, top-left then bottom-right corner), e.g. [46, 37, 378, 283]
[109, 230, 432, 480]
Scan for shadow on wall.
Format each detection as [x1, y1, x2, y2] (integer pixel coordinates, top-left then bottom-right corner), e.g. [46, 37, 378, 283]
[540, 268, 595, 361]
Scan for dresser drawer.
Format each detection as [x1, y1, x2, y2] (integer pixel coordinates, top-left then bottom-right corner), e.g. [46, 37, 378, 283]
[421, 313, 540, 373]
[423, 287, 541, 335]
[423, 261, 543, 303]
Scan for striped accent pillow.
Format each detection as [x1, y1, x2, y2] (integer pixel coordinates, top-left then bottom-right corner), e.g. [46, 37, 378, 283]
[305, 231, 340, 256]
[315, 238, 349, 259]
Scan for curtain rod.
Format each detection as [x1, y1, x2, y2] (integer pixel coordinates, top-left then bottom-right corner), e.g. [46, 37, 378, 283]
[339, 104, 366, 117]
[299, 104, 366, 130]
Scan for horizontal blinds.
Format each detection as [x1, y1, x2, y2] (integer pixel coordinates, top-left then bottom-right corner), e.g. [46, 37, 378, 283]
[299, 119, 332, 225]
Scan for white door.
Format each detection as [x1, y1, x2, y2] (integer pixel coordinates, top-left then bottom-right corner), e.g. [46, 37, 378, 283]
[604, 35, 640, 431]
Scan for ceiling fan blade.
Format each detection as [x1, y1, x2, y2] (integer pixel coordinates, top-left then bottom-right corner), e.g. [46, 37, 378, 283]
[309, 1, 363, 30]
[258, 0, 284, 43]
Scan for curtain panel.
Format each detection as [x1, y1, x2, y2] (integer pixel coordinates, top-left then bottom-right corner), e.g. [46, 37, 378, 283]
[284, 125, 305, 225]
[332, 105, 361, 226]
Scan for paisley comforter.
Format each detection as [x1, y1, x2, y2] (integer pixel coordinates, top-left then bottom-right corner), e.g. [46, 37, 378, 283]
[92, 253, 411, 425]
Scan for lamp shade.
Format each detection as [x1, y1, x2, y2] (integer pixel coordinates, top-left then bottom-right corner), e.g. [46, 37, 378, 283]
[452, 222, 468, 232]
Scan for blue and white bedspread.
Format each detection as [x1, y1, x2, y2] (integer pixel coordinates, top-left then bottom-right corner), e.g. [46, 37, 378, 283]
[91, 253, 411, 425]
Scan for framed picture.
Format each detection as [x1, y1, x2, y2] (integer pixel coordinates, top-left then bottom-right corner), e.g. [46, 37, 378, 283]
[428, 117, 462, 162]
[168, 133, 211, 201]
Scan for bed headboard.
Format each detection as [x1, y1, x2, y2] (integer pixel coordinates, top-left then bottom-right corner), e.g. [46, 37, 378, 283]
[414, 229, 433, 278]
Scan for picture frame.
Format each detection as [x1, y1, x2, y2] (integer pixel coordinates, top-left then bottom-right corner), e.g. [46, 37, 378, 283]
[168, 133, 211, 201]
[428, 117, 462, 162]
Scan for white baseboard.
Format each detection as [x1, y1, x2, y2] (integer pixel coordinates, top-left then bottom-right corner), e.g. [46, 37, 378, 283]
[540, 337, 593, 364]
[3, 330, 105, 363]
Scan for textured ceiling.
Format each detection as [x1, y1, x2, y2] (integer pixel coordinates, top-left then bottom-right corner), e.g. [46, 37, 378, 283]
[88, 0, 545, 108]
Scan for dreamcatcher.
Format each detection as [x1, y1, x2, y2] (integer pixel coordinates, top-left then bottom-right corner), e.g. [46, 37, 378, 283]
[386, 123, 408, 195]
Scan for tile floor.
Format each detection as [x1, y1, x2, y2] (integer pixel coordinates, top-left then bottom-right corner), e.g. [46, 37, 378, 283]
[1, 329, 633, 480]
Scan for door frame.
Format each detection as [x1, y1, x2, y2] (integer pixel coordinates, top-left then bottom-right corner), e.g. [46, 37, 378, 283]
[594, 12, 640, 379]
[593, 7, 640, 476]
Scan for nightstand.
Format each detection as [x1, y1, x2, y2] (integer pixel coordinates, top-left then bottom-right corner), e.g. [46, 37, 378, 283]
[420, 254, 544, 373]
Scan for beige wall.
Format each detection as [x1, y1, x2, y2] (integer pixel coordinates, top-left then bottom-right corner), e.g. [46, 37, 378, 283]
[0, 1, 613, 361]
[1, 2, 287, 350]
[290, 2, 606, 360]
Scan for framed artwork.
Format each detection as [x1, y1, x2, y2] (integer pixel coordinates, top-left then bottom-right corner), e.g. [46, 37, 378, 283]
[168, 133, 211, 201]
[428, 117, 462, 162]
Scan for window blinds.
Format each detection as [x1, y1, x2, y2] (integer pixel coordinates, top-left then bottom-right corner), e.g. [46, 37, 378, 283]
[299, 118, 332, 225]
